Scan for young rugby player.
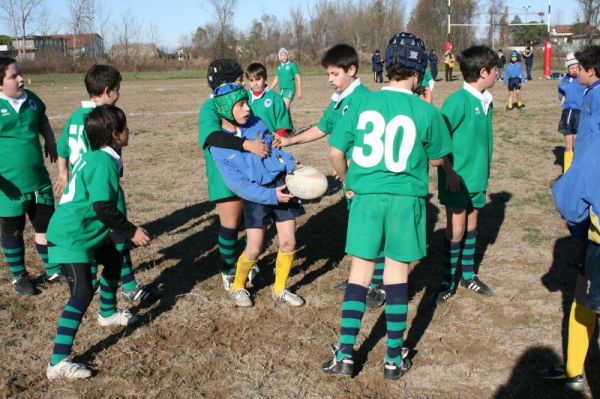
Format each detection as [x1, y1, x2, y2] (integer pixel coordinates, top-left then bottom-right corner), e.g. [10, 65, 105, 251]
[503, 50, 525, 110]
[270, 47, 303, 109]
[0, 57, 60, 295]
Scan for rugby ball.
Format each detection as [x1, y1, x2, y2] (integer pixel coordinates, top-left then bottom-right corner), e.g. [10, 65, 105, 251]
[285, 166, 328, 200]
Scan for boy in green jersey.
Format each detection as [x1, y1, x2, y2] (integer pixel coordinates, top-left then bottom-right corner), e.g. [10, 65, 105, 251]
[245, 62, 291, 137]
[0, 57, 61, 296]
[46, 105, 151, 380]
[322, 32, 456, 380]
[55, 64, 156, 303]
[433, 46, 498, 305]
[275, 44, 386, 308]
[199, 59, 269, 292]
[271, 47, 303, 109]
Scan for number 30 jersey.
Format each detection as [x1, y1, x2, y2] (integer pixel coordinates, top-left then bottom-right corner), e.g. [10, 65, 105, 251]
[329, 86, 452, 197]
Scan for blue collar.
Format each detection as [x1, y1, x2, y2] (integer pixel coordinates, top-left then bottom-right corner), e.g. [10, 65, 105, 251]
[585, 80, 600, 96]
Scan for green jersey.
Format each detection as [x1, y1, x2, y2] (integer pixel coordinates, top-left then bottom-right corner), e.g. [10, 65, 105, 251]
[438, 85, 493, 193]
[47, 148, 121, 255]
[0, 89, 51, 194]
[329, 87, 452, 197]
[247, 88, 291, 133]
[198, 98, 236, 201]
[57, 101, 94, 167]
[276, 62, 300, 90]
[317, 80, 370, 136]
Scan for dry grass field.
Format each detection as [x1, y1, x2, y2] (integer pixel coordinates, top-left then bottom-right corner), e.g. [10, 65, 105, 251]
[0, 71, 598, 399]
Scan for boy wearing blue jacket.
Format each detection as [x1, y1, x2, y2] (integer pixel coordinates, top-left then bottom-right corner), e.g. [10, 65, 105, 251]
[210, 83, 305, 308]
[542, 45, 600, 393]
[503, 50, 525, 110]
[558, 52, 585, 172]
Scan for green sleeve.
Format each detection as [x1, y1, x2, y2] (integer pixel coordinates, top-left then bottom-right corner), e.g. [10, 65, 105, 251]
[292, 62, 300, 76]
[57, 118, 71, 158]
[198, 98, 222, 149]
[273, 95, 292, 130]
[328, 107, 355, 154]
[423, 108, 453, 160]
[441, 94, 465, 134]
[316, 102, 335, 135]
[87, 158, 120, 204]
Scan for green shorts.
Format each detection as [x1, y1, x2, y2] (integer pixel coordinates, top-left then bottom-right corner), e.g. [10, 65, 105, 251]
[204, 148, 237, 202]
[279, 88, 296, 101]
[439, 189, 486, 209]
[0, 184, 54, 217]
[346, 194, 426, 262]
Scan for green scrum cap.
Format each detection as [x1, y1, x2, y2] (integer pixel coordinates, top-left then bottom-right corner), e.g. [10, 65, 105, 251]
[212, 82, 249, 121]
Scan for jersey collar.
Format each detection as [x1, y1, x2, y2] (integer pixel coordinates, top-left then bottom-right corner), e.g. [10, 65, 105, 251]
[101, 146, 124, 174]
[0, 91, 28, 112]
[585, 79, 600, 96]
[81, 100, 97, 108]
[251, 85, 271, 101]
[381, 86, 413, 95]
[331, 79, 361, 108]
[462, 82, 493, 114]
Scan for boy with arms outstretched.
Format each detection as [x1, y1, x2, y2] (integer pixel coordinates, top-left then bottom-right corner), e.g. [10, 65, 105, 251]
[46, 105, 150, 380]
[275, 44, 386, 308]
[210, 83, 304, 307]
[245, 62, 291, 137]
[322, 32, 455, 379]
[55, 64, 155, 303]
[433, 46, 498, 305]
[0, 56, 61, 295]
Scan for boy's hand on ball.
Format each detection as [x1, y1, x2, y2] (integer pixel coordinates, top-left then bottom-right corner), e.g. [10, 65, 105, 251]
[276, 185, 294, 203]
[131, 227, 151, 247]
[244, 139, 269, 158]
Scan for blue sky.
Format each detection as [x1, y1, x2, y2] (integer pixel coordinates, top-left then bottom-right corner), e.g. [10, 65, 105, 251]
[0, 0, 577, 48]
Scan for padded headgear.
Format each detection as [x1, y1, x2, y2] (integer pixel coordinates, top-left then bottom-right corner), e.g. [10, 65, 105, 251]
[510, 50, 519, 58]
[385, 32, 429, 77]
[212, 83, 249, 121]
[565, 52, 578, 68]
[207, 58, 243, 90]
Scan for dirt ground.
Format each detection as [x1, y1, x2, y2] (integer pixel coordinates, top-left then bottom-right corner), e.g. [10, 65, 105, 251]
[0, 71, 598, 399]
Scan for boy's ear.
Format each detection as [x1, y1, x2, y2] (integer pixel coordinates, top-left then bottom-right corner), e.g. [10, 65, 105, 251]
[348, 65, 358, 77]
[102, 86, 112, 97]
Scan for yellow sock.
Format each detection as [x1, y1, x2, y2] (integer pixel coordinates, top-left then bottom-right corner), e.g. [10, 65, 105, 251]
[273, 250, 295, 294]
[566, 301, 597, 377]
[507, 103, 513, 109]
[517, 101, 523, 107]
[231, 251, 256, 291]
[564, 150, 574, 172]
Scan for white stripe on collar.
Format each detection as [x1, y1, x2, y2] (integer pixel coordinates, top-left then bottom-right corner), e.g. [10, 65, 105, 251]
[462, 82, 493, 115]
[101, 146, 124, 173]
[381, 86, 414, 95]
[81, 100, 97, 108]
[0, 91, 28, 112]
[331, 79, 362, 106]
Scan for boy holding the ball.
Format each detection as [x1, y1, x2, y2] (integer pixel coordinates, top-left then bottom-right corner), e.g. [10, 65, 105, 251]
[209, 82, 305, 308]
[322, 32, 455, 379]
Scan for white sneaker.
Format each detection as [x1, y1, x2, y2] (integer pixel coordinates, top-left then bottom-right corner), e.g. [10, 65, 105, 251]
[229, 288, 252, 307]
[98, 309, 139, 326]
[272, 289, 305, 307]
[221, 273, 235, 291]
[47, 360, 92, 380]
[248, 265, 260, 285]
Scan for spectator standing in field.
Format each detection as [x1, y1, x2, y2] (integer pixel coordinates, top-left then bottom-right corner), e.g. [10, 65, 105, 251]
[497, 49, 506, 80]
[444, 48, 456, 81]
[372, 49, 384, 83]
[522, 46, 534, 81]
[429, 49, 439, 81]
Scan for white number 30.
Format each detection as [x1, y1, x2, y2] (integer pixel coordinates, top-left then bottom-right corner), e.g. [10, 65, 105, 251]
[352, 110, 416, 173]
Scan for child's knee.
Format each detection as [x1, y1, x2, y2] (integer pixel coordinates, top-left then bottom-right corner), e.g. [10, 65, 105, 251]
[244, 245, 261, 261]
[278, 237, 295, 253]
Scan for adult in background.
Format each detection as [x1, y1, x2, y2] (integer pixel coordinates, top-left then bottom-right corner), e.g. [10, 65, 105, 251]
[429, 49, 439, 81]
[270, 47, 303, 110]
[522, 46, 534, 81]
[497, 49, 506, 80]
[372, 49, 384, 83]
[444, 47, 455, 81]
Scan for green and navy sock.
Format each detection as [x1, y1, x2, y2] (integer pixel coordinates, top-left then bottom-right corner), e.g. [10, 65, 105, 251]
[1, 232, 25, 279]
[383, 283, 408, 365]
[461, 231, 477, 281]
[90, 262, 98, 290]
[218, 226, 238, 275]
[117, 245, 137, 293]
[338, 283, 367, 360]
[370, 254, 384, 290]
[35, 243, 61, 276]
[98, 275, 119, 318]
[443, 237, 461, 290]
[50, 296, 86, 365]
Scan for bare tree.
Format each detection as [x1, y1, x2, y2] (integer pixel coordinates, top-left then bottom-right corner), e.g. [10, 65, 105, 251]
[206, 0, 238, 57]
[0, 0, 44, 59]
[487, 0, 504, 47]
[66, 0, 95, 60]
[114, 9, 142, 61]
[578, 0, 600, 44]
[289, 6, 304, 62]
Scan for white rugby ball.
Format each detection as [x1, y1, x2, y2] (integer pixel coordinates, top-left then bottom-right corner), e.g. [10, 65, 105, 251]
[285, 166, 328, 200]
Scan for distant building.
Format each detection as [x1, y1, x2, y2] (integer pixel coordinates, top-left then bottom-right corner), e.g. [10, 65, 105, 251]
[10, 33, 103, 60]
[51, 34, 104, 58]
[550, 25, 574, 45]
[110, 43, 160, 60]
